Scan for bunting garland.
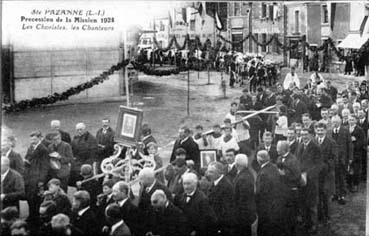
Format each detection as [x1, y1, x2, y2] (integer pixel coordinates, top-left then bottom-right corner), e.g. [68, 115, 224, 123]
[216, 32, 366, 63]
[154, 34, 215, 52]
[4, 60, 130, 113]
[153, 34, 190, 52]
[251, 34, 276, 47]
[6, 35, 367, 113]
[271, 36, 299, 50]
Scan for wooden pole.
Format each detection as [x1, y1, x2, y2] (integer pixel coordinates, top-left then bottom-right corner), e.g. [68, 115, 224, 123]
[236, 110, 279, 114]
[9, 45, 15, 104]
[283, 5, 288, 67]
[124, 31, 130, 107]
[207, 63, 210, 84]
[197, 40, 200, 80]
[204, 105, 276, 135]
[187, 67, 190, 116]
[249, 2, 253, 52]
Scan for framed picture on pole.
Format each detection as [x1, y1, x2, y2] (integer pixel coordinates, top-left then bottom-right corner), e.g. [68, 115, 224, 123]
[115, 106, 143, 147]
[200, 149, 217, 168]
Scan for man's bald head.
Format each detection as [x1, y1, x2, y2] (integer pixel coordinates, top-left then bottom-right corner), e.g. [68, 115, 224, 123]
[276, 141, 289, 156]
[257, 150, 270, 165]
[51, 120, 61, 130]
[235, 154, 248, 170]
[138, 168, 155, 187]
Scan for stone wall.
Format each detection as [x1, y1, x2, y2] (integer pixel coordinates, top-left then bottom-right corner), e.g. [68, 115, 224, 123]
[12, 47, 123, 102]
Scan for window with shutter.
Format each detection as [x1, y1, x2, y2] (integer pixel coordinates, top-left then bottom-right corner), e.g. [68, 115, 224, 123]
[229, 3, 234, 17]
[234, 2, 241, 16]
[269, 5, 274, 21]
[294, 10, 300, 34]
[261, 3, 267, 18]
[322, 5, 329, 24]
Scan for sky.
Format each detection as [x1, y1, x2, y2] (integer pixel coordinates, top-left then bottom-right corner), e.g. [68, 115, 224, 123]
[2, 1, 174, 49]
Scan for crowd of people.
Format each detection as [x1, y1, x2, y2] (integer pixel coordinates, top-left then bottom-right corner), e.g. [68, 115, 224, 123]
[1, 67, 368, 236]
[137, 48, 281, 92]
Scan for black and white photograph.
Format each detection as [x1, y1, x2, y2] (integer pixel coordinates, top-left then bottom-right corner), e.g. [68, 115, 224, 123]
[1, 1, 368, 236]
[200, 149, 217, 168]
[121, 113, 137, 138]
[115, 106, 143, 146]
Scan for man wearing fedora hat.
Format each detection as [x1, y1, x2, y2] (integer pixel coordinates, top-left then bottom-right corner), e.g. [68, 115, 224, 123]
[47, 132, 73, 192]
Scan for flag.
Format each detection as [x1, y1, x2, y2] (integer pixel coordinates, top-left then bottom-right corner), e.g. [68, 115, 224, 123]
[168, 11, 173, 28]
[215, 11, 223, 30]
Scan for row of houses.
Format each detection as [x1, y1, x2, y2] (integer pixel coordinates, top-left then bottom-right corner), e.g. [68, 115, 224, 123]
[151, 1, 369, 64]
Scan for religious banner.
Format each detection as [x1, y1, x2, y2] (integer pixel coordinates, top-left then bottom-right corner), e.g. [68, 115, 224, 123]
[115, 106, 144, 147]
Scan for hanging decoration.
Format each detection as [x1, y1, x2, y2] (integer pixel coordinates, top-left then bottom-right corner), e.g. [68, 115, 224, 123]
[4, 60, 130, 113]
[250, 34, 276, 47]
[153, 34, 190, 52]
[218, 32, 298, 51]
[218, 34, 251, 45]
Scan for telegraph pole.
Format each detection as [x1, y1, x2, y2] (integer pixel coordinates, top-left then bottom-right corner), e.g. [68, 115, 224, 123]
[187, 68, 190, 115]
[249, 2, 253, 52]
[124, 30, 130, 107]
[186, 7, 190, 116]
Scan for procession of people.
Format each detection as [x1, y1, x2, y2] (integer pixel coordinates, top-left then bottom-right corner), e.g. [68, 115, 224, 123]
[1, 67, 368, 236]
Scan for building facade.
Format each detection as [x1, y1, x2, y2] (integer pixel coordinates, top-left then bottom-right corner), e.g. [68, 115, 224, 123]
[227, 2, 285, 55]
[169, 2, 227, 47]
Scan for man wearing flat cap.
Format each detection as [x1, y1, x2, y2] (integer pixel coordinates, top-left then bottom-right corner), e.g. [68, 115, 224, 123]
[24, 131, 50, 226]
